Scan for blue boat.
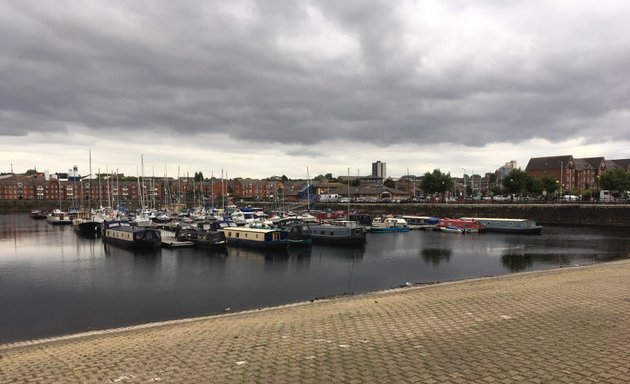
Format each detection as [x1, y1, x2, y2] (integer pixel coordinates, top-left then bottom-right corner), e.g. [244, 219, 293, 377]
[370, 217, 410, 233]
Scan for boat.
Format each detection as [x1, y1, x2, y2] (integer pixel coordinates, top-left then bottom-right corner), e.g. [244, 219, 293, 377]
[463, 218, 543, 234]
[72, 149, 104, 237]
[102, 219, 162, 249]
[72, 210, 104, 237]
[221, 226, 289, 249]
[401, 215, 440, 230]
[439, 226, 466, 234]
[310, 220, 366, 245]
[231, 209, 256, 226]
[29, 210, 48, 220]
[46, 209, 73, 225]
[275, 217, 312, 246]
[438, 218, 484, 234]
[370, 216, 410, 233]
[176, 220, 228, 249]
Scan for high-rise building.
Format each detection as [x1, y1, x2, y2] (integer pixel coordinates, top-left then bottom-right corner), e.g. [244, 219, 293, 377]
[372, 161, 386, 179]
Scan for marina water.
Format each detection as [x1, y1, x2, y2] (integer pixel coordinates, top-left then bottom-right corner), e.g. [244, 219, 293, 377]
[1, 213, 629, 344]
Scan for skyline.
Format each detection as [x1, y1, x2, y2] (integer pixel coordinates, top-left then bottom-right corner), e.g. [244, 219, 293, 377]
[2, 1, 629, 179]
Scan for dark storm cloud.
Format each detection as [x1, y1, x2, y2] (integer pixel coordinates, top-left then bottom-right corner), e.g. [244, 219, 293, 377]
[1, 0, 630, 145]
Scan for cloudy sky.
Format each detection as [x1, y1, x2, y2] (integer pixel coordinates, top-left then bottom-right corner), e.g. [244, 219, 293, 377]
[1, 0, 629, 180]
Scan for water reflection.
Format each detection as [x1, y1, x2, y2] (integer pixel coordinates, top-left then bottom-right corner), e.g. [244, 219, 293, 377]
[313, 243, 365, 260]
[3, 213, 630, 344]
[421, 248, 452, 266]
[229, 246, 290, 262]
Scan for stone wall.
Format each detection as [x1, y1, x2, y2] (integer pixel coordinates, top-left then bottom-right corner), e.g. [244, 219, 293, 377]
[319, 203, 630, 227]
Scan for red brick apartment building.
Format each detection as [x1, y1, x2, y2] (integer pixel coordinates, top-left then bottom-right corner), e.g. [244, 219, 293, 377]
[525, 155, 628, 192]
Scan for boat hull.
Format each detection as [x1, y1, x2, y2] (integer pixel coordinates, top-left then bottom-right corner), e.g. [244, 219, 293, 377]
[465, 218, 543, 235]
[370, 227, 410, 233]
[73, 221, 102, 237]
[222, 227, 289, 249]
[310, 225, 366, 245]
[103, 227, 162, 250]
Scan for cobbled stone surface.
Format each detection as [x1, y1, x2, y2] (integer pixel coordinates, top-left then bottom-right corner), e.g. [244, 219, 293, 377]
[1, 260, 629, 383]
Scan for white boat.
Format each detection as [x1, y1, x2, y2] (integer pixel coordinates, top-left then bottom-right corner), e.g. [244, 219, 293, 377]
[310, 220, 366, 245]
[47, 209, 72, 225]
[370, 217, 410, 233]
[231, 210, 256, 226]
[462, 218, 543, 234]
[401, 215, 440, 230]
[221, 226, 289, 249]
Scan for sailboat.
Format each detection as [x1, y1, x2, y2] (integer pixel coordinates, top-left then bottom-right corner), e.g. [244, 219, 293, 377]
[47, 179, 72, 225]
[73, 150, 105, 236]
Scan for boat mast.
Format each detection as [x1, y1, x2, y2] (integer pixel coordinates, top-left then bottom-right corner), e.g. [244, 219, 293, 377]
[88, 150, 92, 212]
[106, 166, 112, 208]
[348, 168, 351, 220]
[307, 166, 310, 212]
[98, 168, 102, 208]
[221, 169, 225, 211]
[140, 155, 145, 210]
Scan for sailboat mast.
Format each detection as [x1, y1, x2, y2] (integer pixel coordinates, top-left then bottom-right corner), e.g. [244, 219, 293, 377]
[347, 167, 351, 219]
[307, 166, 310, 212]
[88, 150, 92, 212]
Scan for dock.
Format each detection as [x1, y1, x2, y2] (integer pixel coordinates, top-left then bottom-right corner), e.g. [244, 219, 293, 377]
[161, 235, 195, 248]
[1, 260, 629, 383]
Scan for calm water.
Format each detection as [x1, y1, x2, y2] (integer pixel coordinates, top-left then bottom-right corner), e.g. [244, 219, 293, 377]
[1, 213, 629, 344]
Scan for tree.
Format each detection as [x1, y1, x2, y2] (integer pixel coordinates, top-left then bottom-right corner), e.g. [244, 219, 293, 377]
[25, 169, 38, 176]
[325, 173, 333, 180]
[281, 175, 289, 182]
[421, 169, 452, 198]
[599, 168, 630, 192]
[194, 172, 204, 182]
[540, 176, 559, 197]
[383, 178, 395, 188]
[502, 169, 532, 196]
[349, 178, 361, 187]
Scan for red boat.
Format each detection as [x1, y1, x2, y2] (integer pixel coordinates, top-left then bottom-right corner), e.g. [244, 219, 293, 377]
[29, 210, 48, 220]
[438, 218, 485, 233]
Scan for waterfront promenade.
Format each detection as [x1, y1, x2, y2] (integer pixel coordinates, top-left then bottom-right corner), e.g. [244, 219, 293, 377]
[1, 261, 629, 383]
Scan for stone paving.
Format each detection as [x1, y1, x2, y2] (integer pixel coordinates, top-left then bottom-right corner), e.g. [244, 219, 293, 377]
[1, 260, 629, 383]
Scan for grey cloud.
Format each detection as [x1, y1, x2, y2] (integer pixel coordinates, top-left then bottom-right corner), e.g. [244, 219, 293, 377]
[1, 0, 630, 148]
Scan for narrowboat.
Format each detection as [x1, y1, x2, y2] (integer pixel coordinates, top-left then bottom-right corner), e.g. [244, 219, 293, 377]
[102, 220, 162, 249]
[438, 218, 484, 234]
[222, 226, 289, 249]
[276, 218, 312, 246]
[177, 220, 228, 248]
[463, 218, 543, 234]
[370, 216, 410, 233]
[310, 220, 366, 245]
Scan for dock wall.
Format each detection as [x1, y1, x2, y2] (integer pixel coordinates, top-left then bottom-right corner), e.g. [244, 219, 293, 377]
[320, 203, 630, 227]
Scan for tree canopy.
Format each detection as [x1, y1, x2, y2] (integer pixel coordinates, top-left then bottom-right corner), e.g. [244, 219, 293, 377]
[599, 168, 630, 192]
[383, 178, 395, 188]
[421, 169, 452, 195]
